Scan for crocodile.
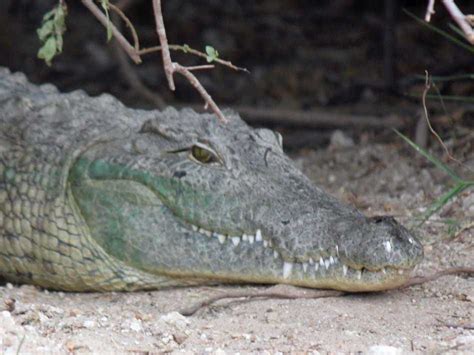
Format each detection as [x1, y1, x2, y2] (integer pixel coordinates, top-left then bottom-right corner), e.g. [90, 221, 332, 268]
[0, 68, 423, 292]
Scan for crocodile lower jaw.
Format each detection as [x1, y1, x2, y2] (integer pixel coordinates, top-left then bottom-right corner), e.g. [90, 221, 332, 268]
[186, 224, 412, 291]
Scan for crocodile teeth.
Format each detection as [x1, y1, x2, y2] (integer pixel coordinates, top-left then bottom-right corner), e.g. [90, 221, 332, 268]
[343, 264, 348, 276]
[329, 256, 335, 265]
[203, 230, 213, 238]
[324, 259, 330, 269]
[356, 270, 362, 280]
[319, 258, 324, 266]
[248, 235, 255, 244]
[256, 229, 262, 242]
[191, 225, 198, 232]
[263, 240, 269, 248]
[217, 235, 226, 244]
[273, 250, 279, 259]
[382, 268, 386, 275]
[242, 234, 248, 242]
[231, 237, 240, 246]
[335, 245, 339, 256]
[283, 262, 293, 278]
[309, 258, 314, 265]
[302, 263, 308, 273]
[398, 269, 404, 275]
[384, 241, 392, 253]
[315, 263, 319, 271]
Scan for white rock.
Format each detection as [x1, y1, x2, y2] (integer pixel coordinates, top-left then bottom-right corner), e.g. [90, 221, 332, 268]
[130, 319, 142, 332]
[367, 345, 403, 355]
[83, 320, 96, 328]
[161, 311, 190, 328]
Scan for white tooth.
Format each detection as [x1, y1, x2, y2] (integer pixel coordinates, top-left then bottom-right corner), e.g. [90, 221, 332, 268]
[273, 250, 279, 259]
[217, 235, 226, 244]
[398, 269, 404, 275]
[256, 229, 262, 242]
[303, 263, 308, 273]
[198, 227, 205, 234]
[343, 265, 348, 276]
[335, 245, 339, 256]
[242, 234, 248, 242]
[329, 256, 334, 265]
[203, 230, 212, 237]
[384, 241, 392, 253]
[231, 237, 240, 246]
[268, 240, 273, 247]
[315, 263, 319, 271]
[356, 270, 362, 280]
[319, 257, 324, 266]
[263, 240, 269, 248]
[324, 259, 330, 269]
[408, 237, 414, 244]
[191, 225, 198, 232]
[382, 268, 386, 275]
[309, 258, 314, 265]
[333, 257, 338, 264]
[248, 235, 255, 244]
[283, 262, 293, 279]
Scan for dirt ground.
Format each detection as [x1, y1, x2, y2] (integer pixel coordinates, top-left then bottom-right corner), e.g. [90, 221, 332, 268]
[0, 140, 472, 354]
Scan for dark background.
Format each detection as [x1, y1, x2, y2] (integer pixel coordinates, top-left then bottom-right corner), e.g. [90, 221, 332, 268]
[1, 0, 473, 150]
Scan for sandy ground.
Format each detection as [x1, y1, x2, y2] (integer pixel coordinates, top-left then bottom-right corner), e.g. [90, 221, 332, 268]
[0, 141, 473, 354]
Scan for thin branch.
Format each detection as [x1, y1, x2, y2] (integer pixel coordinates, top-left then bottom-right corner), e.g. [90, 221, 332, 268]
[425, 0, 436, 21]
[422, 71, 465, 167]
[80, 0, 141, 64]
[151, 0, 227, 122]
[174, 63, 227, 122]
[185, 65, 215, 71]
[179, 286, 343, 316]
[179, 266, 474, 316]
[442, 0, 474, 44]
[139, 45, 249, 73]
[152, 0, 175, 90]
[109, 2, 140, 50]
[401, 266, 474, 288]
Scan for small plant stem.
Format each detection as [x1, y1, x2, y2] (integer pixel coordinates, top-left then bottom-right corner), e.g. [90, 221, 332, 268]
[81, 0, 141, 64]
[152, 0, 175, 90]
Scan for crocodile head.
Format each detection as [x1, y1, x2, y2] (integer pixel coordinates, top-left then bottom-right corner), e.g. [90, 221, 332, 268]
[71, 108, 423, 292]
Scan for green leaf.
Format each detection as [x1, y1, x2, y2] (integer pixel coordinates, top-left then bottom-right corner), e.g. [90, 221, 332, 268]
[42, 8, 57, 21]
[37, 2, 67, 66]
[37, 37, 57, 66]
[37, 20, 54, 41]
[205, 45, 219, 63]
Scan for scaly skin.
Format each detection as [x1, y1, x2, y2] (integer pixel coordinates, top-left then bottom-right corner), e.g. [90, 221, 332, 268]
[0, 68, 423, 292]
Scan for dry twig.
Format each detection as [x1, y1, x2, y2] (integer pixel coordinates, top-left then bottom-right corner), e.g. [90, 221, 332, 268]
[151, 0, 227, 122]
[179, 266, 474, 316]
[179, 286, 343, 316]
[139, 45, 249, 73]
[425, 0, 474, 44]
[82, 0, 232, 122]
[81, 0, 141, 63]
[421, 71, 465, 167]
[401, 266, 474, 288]
[425, 0, 436, 21]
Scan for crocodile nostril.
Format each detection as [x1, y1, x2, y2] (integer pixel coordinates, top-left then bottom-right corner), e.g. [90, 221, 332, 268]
[281, 220, 290, 225]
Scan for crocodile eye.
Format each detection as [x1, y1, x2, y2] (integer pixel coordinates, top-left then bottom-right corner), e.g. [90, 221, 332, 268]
[190, 145, 219, 164]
